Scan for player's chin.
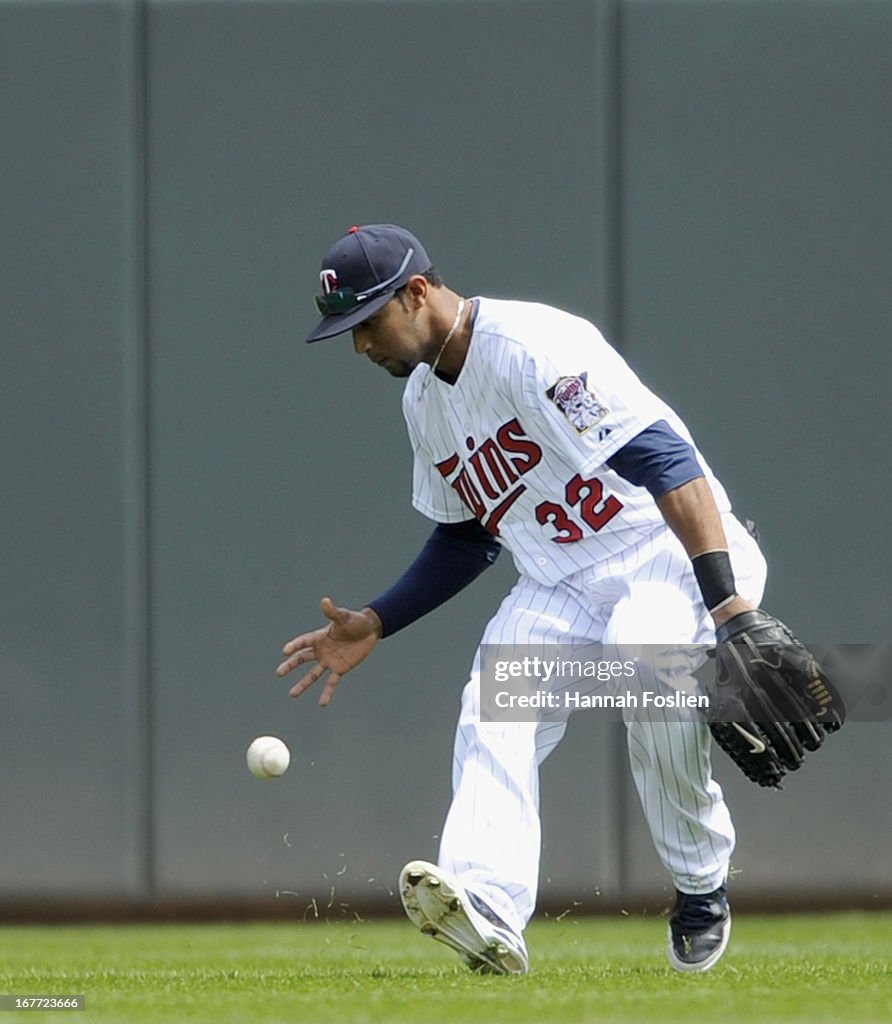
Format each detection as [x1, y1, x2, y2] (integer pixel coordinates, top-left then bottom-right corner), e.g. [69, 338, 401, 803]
[381, 361, 412, 378]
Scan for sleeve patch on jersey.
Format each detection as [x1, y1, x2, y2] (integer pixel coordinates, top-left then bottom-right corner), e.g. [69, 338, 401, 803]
[545, 372, 608, 434]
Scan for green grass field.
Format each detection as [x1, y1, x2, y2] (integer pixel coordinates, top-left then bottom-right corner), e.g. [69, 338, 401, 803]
[1, 913, 889, 1023]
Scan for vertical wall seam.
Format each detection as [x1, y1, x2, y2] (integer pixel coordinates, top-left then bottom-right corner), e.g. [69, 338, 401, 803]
[605, 0, 625, 352]
[127, 0, 155, 901]
[140, 0, 155, 901]
[613, 0, 629, 902]
[601, 0, 630, 901]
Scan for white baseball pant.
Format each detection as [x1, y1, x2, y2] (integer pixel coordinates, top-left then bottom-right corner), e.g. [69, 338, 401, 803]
[436, 516, 766, 934]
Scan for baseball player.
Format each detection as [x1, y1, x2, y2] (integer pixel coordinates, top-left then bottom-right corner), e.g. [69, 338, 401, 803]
[278, 224, 768, 975]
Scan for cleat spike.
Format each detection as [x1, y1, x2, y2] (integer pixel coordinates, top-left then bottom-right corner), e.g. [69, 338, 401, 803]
[398, 859, 528, 975]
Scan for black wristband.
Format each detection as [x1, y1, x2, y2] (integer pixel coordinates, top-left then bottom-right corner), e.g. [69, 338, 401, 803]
[691, 549, 737, 613]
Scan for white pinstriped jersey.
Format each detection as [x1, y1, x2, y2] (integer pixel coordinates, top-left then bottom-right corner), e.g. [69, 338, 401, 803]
[403, 297, 732, 585]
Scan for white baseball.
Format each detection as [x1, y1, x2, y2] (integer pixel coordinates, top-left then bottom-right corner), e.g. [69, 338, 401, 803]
[246, 735, 290, 779]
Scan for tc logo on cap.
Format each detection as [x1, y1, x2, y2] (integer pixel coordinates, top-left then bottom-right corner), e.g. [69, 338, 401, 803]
[320, 269, 339, 295]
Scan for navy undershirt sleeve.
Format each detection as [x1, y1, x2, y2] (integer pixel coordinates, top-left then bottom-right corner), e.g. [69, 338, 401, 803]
[367, 519, 501, 638]
[607, 419, 704, 499]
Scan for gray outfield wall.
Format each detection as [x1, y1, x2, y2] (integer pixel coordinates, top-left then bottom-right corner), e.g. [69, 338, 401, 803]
[1, 0, 890, 915]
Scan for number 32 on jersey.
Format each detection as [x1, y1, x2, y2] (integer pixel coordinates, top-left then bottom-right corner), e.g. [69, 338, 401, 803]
[435, 416, 623, 543]
[534, 474, 623, 543]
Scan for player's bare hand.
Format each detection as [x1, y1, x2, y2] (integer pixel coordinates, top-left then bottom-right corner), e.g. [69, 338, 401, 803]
[276, 597, 382, 706]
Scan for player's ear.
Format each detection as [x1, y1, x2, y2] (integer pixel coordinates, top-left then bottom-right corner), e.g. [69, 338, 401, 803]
[402, 274, 429, 308]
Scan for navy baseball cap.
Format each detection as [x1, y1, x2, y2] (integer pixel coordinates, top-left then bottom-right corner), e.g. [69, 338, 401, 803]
[305, 224, 432, 343]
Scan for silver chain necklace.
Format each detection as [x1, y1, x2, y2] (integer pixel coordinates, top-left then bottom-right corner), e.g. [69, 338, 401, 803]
[422, 298, 465, 392]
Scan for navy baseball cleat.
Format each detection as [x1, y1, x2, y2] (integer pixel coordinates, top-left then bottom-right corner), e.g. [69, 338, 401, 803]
[399, 860, 529, 975]
[667, 885, 731, 973]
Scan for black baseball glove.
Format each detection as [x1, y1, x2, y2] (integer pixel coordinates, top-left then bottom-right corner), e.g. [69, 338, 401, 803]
[707, 609, 846, 788]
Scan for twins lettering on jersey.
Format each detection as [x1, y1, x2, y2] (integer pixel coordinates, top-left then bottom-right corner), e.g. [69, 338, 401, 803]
[435, 416, 623, 541]
[434, 418, 539, 535]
